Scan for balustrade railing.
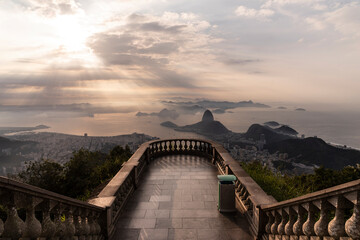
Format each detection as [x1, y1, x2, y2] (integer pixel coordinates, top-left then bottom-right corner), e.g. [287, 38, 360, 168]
[90, 139, 276, 239]
[1, 138, 358, 240]
[0, 177, 104, 239]
[261, 179, 360, 240]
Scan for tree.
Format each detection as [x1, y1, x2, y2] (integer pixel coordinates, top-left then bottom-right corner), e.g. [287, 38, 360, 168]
[17, 145, 132, 200]
[18, 159, 64, 193]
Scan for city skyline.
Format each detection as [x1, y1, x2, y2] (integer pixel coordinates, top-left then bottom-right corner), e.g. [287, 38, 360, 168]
[1, 0, 360, 120]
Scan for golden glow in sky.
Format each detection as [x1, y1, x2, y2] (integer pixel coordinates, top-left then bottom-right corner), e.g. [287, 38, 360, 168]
[0, 0, 360, 114]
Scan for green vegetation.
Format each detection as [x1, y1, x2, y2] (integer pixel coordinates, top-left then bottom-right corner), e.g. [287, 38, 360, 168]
[241, 161, 360, 202]
[17, 145, 132, 200]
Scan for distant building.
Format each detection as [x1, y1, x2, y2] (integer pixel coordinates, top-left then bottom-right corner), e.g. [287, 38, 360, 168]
[84, 133, 88, 137]
[257, 134, 266, 150]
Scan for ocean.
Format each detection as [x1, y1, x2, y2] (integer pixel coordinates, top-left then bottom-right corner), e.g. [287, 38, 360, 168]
[2, 108, 360, 149]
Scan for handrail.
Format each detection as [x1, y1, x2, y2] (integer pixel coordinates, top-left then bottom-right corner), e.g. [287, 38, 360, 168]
[89, 138, 276, 239]
[2, 138, 358, 240]
[260, 179, 360, 240]
[0, 176, 104, 239]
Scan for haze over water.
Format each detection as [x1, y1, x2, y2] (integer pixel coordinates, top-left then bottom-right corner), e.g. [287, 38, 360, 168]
[2, 108, 360, 149]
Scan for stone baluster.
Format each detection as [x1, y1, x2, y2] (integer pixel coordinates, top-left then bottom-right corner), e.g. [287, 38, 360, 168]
[265, 211, 274, 234]
[81, 209, 91, 239]
[64, 207, 76, 239]
[176, 140, 179, 151]
[74, 209, 84, 239]
[164, 141, 168, 152]
[3, 206, 24, 239]
[194, 141, 198, 151]
[0, 189, 3, 236]
[284, 207, 296, 235]
[179, 140, 183, 151]
[189, 141, 194, 151]
[3, 191, 25, 239]
[94, 212, 102, 240]
[302, 202, 317, 236]
[183, 140, 188, 151]
[199, 142, 203, 152]
[40, 200, 56, 238]
[277, 209, 288, 235]
[88, 211, 97, 240]
[345, 190, 360, 239]
[314, 199, 331, 237]
[293, 205, 306, 236]
[239, 187, 247, 200]
[53, 204, 66, 239]
[328, 195, 347, 239]
[0, 218, 3, 237]
[22, 196, 43, 239]
[271, 210, 281, 235]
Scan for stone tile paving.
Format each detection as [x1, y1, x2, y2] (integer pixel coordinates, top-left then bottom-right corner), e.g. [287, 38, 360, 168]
[113, 155, 252, 240]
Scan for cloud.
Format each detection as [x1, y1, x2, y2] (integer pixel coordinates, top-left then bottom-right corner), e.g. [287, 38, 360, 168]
[0, 103, 136, 117]
[220, 57, 261, 65]
[324, 2, 360, 37]
[300, 2, 360, 38]
[262, 0, 325, 8]
[25, 0, 82, 17]
[235, 6, 274, 19]
[305, 17, 326, 30]
[87, 12, 214, 88]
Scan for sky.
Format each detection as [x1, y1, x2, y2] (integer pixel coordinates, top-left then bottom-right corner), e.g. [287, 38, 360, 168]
[1, 0, 360, 119]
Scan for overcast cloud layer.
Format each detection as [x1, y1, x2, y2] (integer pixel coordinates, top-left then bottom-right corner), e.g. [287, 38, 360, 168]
[1, 0, 360, 116]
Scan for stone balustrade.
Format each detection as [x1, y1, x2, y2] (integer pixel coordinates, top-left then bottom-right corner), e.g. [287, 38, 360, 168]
[1, 138, 358, 240]
[89, 138, 276, 239]
[261, 179, 360, 240]
[0, 176, 104, 239]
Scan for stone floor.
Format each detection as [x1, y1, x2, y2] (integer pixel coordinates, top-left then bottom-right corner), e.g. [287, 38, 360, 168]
[113, 155, 252, 240]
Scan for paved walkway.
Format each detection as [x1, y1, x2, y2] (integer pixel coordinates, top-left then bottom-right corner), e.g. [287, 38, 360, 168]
[113, 155, 252, 240]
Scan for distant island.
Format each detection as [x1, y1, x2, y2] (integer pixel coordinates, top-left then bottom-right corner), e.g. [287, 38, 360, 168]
[295, 108, 306, 111]
[277, 106, 287, 109]
[136, 108, 179, 120]
[162, 99, 271, 114]
[0, 125, 50, 135]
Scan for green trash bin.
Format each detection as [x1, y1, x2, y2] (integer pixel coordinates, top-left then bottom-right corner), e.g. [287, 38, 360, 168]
[217, 175, 236, 212]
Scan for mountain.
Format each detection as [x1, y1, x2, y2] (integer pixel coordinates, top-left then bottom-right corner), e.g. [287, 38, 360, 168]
[178, 120, 230, 135]
[160, 121, 178, 128]
[0, 136, 33, 149]
[274, 125, 298, 136]
[161, 110, 231, 136]
[245, 124, 294, 144]
[136, 108, 179, 119]
[266, 137, 360, 170]
[264, 121, 280, 127]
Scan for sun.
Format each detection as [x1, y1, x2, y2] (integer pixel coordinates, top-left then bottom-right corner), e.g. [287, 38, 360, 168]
[53, 15, 90, 52]
[51, 14, 101, 67]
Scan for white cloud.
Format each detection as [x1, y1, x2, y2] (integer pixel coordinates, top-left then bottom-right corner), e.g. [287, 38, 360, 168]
[305, 17, 326, 30]
[324, 2, 360, 37]
[235, 6, 274, 19]
[26, 0, 83, 17]
[262, 0, 325, 8]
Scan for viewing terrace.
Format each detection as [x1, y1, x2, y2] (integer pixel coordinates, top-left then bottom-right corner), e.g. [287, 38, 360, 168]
[0, 139, 359, 240]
